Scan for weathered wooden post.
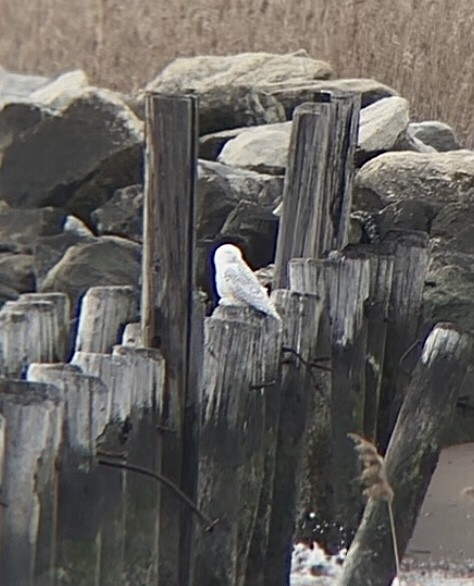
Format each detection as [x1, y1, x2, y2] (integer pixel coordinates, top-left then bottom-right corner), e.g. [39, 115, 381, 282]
[377, 230, 429, 448]
[27, 364, 109, 584]
[338, 323, 472, 586]
[141, 92, 201, 585]
[20, 292, 71, 361]
[71, 346, 165, 585]
[74, 286, 138, 353]
[264, 290, 326, 585]
[0, 380, 63, 586]
[191, 307, 273, 586]
[273, 92, 360, 289]
[290, 252, 371, 546]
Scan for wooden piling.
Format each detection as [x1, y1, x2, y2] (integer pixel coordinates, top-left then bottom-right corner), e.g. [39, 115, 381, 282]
[338, 323, 472, 586]
[264, 290, 326, 585]
[0, 380, 63, 586]
[27, 364, 108, 584]
[19, 293, 71, 361]
[377, 230, 430, 448]
[141, 92, 200, 585]
[75, 286, 138, 354]
[273, 92, 360, 289]
[191, 308, 265, 586]
[289, 253, 371, 545]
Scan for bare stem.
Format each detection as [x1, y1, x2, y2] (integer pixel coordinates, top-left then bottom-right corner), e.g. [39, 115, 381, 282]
[98, 458, 218, 532]
[388, 501, 401, 577]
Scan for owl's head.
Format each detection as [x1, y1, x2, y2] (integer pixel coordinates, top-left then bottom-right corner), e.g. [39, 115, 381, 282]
[213, 243, 243, 265]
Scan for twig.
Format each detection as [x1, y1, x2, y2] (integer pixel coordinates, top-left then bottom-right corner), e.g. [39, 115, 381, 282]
[98, 458, 218, 532]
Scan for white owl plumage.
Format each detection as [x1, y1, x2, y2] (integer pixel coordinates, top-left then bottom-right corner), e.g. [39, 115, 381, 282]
[213, 244, 281, 320]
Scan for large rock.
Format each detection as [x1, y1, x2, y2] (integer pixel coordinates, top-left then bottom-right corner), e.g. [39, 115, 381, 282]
[376, 199, 439, 240]
[356, 150, 474, 206]
[0, 253, 35, 294]
[147, 51, 332, 93]
[92, 185, 143, 242]
[0, 67, 49, 103]
[0, 81, 143, 220]
[0, 202, 66, 251]
[431, 203, 474, 253]
[356, 97, 410, 165]
[409, 121, 461, 152]
[144, 51, 331, 134]
[39, 236, 141, 314]
[423, 249, 474, 334]
[197, 160, 283, 241]
[217, 122, 291, 174]
[264, 78, 398, 118]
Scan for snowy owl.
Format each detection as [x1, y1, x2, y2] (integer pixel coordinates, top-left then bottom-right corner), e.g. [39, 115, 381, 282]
[213, 244, 281, 320]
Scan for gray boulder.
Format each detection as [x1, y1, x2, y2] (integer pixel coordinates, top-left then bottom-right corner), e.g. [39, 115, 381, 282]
[431, 203, 474, 253]
[144, 51, 331, 134]
[0, 67, 49, 103]
[356, 97, 410, 165]
[0, 253, 35, 294]
[423, 249, 474, 335]
[0, 83, 143, 220]
[146, 51, 332, 94]
[217, 122, 291, 174]
[92, 185, 143, 242]
[264, 77, 398, 118]
[356, 150, 474, 207]
[39, 236, 141, 314]
[0, 202, 66, 251]
[376, 199, 439, 240]
[409, 121, 461, 152]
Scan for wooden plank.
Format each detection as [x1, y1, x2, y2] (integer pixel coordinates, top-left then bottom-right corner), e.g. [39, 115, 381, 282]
[27, 364, 109, 585]
[338, 324, 472, 586]
[75, 285, 138, 354]
[121, 322, 142, 347]
[0, 309, 29, 377]
[264, 290, 325, 586]
[273, 92, 360, 289]
[289, 253, 371, 546]
[377, 230, 429, 448]
[141, 93, 199, 585]
[0, 379, 63, 586]
[191, 308, 266, 586]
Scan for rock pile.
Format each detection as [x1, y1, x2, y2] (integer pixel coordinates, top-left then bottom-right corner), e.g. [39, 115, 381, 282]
[0, 51, 472, 340]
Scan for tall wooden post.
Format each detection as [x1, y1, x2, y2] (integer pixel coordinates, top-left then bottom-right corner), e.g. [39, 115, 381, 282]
[141, 93, 201, 585]
[273, 92, 360, 289]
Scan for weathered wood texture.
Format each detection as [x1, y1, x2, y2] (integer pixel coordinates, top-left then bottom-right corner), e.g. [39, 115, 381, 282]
[27, 364, 108, 585]
[71, 346, 165, 585]
[75, 286, 138, 354]
[289, 253, 371, 544]
[0, 298, 59, 376]
[122, 321, 142, 347]
[20, 293, 71, 361]
[192, 307, 273, 586]
[264, 290, 326, 586]
[377, 230, 429, 448]
[338, 324, 472, 586]
[0, 380, 63, 586]
[141, 93, 200, 585]
[273, 92, 360, 289]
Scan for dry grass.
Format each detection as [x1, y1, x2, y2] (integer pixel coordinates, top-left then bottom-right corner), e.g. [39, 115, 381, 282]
[1, 0, 473, 145]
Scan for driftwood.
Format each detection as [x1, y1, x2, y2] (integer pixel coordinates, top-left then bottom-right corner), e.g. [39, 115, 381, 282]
[0, 379, 63, 585]
[142, 92, 201, 585]
[74, 285, 138, 354]
[338, 324, 472, 586]
[273, 92, 360, 288]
